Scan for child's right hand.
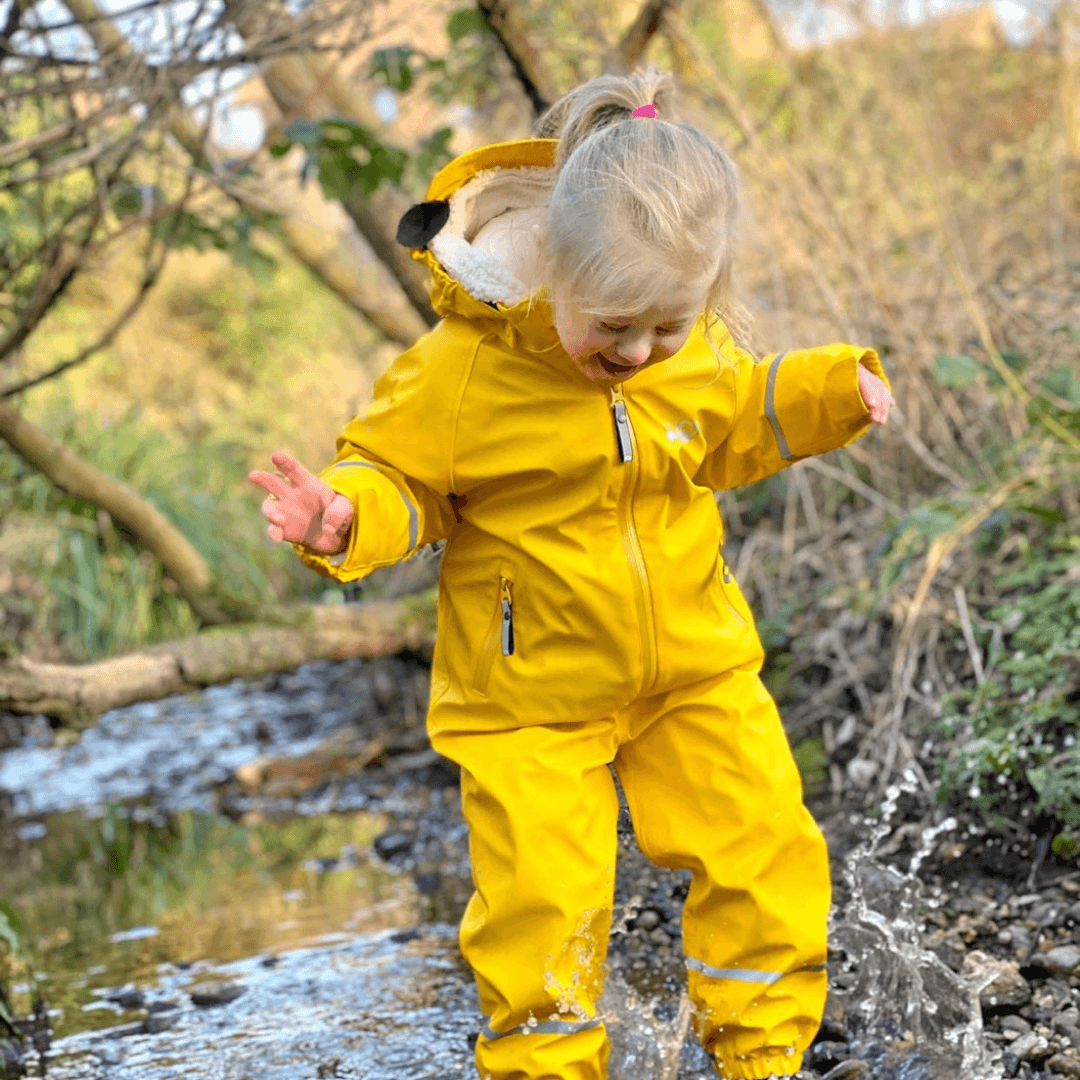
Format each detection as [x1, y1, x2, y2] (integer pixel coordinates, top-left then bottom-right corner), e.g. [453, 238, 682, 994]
[248, 450, 355, 554]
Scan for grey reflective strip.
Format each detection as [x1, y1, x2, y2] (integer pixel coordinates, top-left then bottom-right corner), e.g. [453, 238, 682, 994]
[764, 351, 795, 461]
[686, 956, 826, 984]
[481, 1016, 603, 1041]
[332, 461, 418, 549]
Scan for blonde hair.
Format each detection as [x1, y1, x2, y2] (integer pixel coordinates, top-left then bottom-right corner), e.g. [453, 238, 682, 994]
[533, 65, 753, 351]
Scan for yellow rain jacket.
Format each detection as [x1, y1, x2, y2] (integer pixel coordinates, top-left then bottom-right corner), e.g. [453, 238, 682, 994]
[295, 139, 889, 1080]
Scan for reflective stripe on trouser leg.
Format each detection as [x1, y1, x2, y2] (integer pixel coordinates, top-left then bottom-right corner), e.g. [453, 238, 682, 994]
[430, 721, 620, 1080]
[614, 666, 831, 1080]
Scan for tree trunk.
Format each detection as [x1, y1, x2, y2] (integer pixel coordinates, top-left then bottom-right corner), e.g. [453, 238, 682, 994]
[0, 597, 437, 727]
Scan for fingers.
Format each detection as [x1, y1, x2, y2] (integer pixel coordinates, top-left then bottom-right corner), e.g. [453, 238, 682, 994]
[323, 492, 354, 535]
[248, 469, 293, 502]
[270, 450, 321, 491]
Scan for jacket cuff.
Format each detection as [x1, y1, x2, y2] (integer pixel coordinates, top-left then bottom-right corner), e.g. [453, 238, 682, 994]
[292, 459, 422, 584]
[768, 345, 888, 460]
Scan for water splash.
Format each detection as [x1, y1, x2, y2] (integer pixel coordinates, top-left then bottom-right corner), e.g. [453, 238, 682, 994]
[601, 972, 693, 1080]
[828, 769, 1004, 1080]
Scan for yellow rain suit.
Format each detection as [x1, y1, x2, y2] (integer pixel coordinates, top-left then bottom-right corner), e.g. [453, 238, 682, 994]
[295, 140, 890, 1080]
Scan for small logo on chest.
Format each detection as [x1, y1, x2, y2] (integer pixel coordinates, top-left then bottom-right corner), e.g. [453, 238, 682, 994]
[666, 419, 700, 443]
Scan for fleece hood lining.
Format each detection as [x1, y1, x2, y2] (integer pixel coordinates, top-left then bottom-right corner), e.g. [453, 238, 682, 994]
[427, 164, 555, 308]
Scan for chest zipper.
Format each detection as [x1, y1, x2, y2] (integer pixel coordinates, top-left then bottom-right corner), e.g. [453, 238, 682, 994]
[612, 398, 634, 463]
[609, 386, 658, 692]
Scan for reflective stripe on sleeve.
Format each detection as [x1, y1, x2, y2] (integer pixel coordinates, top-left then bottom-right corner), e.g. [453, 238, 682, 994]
[332, 461, 419, 550]
[686, 956, 827, 984]
[481, 1016, 603, 1041]
[763, 351, 795, 461]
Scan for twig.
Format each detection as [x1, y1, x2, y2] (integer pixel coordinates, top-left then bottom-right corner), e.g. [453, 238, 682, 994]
[801, 455, 903, 517]
[953, 584, 985, 685]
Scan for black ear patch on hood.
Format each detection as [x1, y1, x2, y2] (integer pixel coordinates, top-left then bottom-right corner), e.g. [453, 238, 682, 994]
[396, 200, 450, 249]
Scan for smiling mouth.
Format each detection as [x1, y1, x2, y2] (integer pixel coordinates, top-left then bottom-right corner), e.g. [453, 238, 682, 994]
[598, 354, 638, 376]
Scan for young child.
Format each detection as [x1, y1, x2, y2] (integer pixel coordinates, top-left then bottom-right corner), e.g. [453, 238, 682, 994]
[249, 66, 893, 1080]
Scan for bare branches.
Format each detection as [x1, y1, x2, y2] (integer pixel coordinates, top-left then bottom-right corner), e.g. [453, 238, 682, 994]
[0, 0, 386, 391]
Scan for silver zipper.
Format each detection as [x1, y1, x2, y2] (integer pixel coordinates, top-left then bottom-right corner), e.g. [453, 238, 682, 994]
[500, 582, 514, 656]
[612, 400, 634, 463]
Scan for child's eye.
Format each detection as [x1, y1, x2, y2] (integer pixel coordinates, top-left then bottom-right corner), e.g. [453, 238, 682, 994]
[599, 323, 628, 334]
[657, 324, 685, 336]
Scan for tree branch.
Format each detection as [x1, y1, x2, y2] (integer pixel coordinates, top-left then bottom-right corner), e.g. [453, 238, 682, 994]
[476, 0, 556, 117]
[0, 402, 235, 626]
[618, 0, 680, 71]
[0, 597, 437, 725]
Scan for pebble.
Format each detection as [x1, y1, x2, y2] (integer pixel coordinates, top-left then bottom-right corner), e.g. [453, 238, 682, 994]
[1002, 1015, 1033, 1035]
[189, 982, 245, 1007]
[1042, 946, 1080, 976]
[821, 1061, 870, 1079]
[962, 951, 1033, 1010]
[1011, 1031, 1050, 1061]
[1048, 1052, 1080, 1077]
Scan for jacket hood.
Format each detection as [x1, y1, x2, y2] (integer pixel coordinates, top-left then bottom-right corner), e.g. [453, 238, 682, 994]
[397, 139, 561, 353]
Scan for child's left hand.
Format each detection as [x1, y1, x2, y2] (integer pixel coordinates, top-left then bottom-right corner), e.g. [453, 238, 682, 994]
[858, 365, 895, 424]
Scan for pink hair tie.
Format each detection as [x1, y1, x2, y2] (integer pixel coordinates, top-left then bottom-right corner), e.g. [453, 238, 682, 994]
[631, 103, 656, 118]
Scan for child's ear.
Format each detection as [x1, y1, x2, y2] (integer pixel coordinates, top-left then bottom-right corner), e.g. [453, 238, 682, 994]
[396, 200, 451, 249]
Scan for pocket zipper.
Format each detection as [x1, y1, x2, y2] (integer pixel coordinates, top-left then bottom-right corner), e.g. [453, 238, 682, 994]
[474, 575, 514, 695]
[499, 579, 514, 656]
[718, 556, 748, 627]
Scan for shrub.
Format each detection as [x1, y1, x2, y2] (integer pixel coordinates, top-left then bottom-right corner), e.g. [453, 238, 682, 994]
[933, 535, 1080, 848]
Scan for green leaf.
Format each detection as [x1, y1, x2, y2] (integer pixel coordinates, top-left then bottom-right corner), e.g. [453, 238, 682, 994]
[283, 119, 322, 147]
[932, 353, 980, 388]
[1041, 367, 1080, 407]
[268, 139, 293, 158]
[907, 504, 958, 540]
[414, 126, 455, 182]
[447, 7, 488, 42]
[1053, 831, 1080, 859]
[319, 117, 368, 147]
[0, 900, 25, 954]
[315, 151, 362, 202]
[1016, 503, 1067, 525]
[370, 46, 416, 93]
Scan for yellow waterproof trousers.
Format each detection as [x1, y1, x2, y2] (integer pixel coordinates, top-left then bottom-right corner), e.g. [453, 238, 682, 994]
[430, 666, 830, 1080]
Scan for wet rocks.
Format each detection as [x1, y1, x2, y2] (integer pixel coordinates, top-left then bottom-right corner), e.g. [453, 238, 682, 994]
[1042, 946, 1080, 977]
[963, 951, 1033, 1010]
[105, 986, 144, 1010]
[188, 982, 245, 1008]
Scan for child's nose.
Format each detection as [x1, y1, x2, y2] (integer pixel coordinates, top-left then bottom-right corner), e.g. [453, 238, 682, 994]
[615, 336, 653, 364]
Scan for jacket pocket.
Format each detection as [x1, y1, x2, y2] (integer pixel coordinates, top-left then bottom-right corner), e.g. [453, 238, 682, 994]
[473, 574, 515, 695]
[716, 553, 749, 629]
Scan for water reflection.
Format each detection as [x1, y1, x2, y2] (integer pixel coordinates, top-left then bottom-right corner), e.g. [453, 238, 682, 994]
[1, 806, 418, 1039]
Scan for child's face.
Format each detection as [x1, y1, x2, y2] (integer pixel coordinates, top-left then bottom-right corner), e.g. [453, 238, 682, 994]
[553, 273, 713, 385]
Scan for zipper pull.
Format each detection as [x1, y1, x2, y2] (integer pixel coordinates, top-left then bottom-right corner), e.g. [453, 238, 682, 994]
[611, 393, 634, 463]
[500, 580, 514, 656]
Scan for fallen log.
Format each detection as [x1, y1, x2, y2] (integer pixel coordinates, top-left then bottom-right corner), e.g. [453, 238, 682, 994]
[0, 595, 437, 727]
